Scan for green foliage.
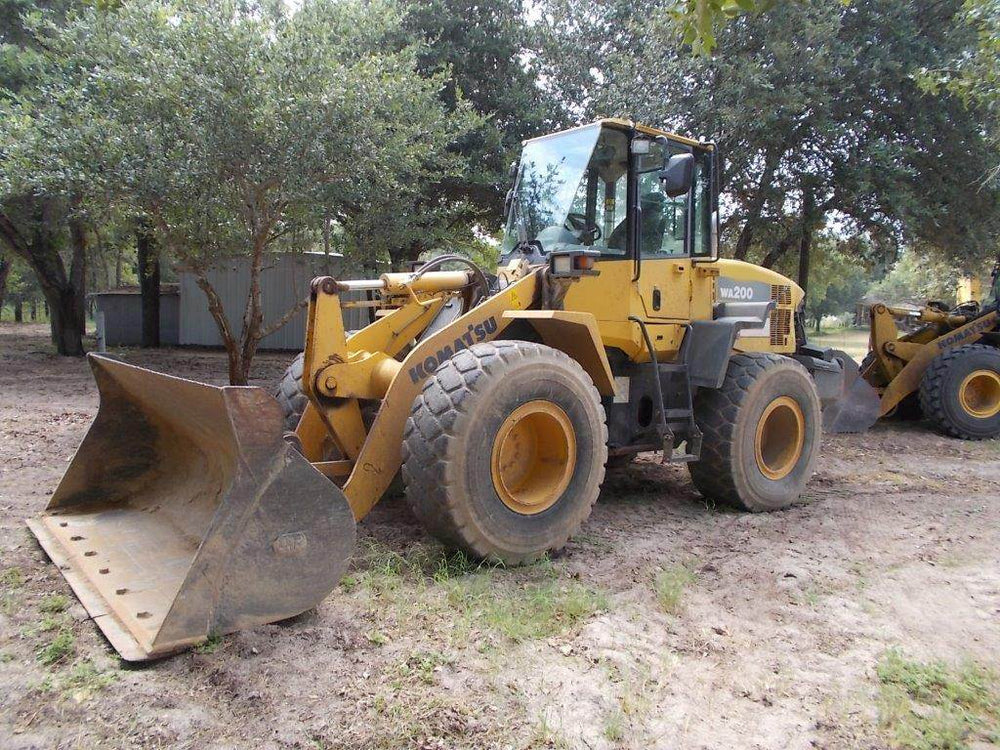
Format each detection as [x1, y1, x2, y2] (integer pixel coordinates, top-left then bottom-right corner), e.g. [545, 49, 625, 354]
[445, 572, 608, 641]
[36, 628, 74, 666]
[38, 593, 69, 614]
[538, 0, 1000, 269]
[653, 564, 696, 614]
[877, 648, 1000, 749]
[794, 235, 870, 327]
[401, 0, 555, 227]
[1, 0, 485, 377]
[919, 0, 1000, 185]
[50, 659, 117, 700]
[669, 0, 774, 54]
[867, 250, 969, 306]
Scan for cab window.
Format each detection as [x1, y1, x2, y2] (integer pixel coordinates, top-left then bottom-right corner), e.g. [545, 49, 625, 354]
[636, 142, 689, 258]
[566, 128, 630, 257]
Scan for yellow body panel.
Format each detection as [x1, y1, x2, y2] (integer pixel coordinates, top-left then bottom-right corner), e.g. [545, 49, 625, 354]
[562, 257, 801, 361]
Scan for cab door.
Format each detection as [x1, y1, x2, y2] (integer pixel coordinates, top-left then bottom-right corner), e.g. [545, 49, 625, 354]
[633, 140, 693, 321]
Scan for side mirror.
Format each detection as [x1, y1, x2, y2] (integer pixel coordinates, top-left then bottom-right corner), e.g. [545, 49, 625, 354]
[659, 153, 695, 198]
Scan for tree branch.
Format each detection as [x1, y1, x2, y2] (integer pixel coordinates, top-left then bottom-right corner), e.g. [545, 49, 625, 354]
[258, 296, 309, 340]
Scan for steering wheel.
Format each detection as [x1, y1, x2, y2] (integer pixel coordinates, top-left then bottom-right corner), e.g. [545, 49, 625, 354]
[564, 212, 602, 242]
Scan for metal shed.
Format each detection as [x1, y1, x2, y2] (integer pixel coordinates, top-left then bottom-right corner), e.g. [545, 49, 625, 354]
[178, 252, 353, 350]
[91, 286, 180, 347]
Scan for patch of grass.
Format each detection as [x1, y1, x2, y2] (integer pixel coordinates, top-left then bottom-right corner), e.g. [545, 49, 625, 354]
[37, 629, 75, 666]
[603, 707, 625, 742]
[397, 650, 452, 685]
[39, 594, 69, 614]
[446, 573, 608, 642]
[654, 564, 696, 614]
[366, 630, 388, 646]
[877, 648, 1000, 749]
[194, 634, 223, 654]
[357, 539, 498, 600]
[41, 660, 117, 701]
[26, 615, 66, 636]
[431, 549, 484, 582]
[1, 566, 24, 589]
[0, 567, 25, 616]
[532, 710, 571, 749]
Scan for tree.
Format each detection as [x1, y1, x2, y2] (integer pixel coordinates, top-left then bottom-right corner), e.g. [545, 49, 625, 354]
[400, 0, 557, 231]
[8, 0, 477, 384]
[792, 236, 870, 330]
[920, 0, 1000, 185]
[867, 249, 969, 306]
[0, 0, 87, 354]
[537, 0, 1000, 284]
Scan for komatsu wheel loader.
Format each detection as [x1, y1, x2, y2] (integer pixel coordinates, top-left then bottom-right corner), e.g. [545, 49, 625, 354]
[28, 119, 857, 660]
[835, 269, 1000, 439]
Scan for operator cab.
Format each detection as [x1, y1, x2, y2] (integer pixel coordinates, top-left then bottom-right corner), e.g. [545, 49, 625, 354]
[500, 119, 719, 269]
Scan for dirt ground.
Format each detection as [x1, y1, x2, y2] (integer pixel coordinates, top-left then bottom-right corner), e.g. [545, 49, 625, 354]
[1, 322, 998, 749]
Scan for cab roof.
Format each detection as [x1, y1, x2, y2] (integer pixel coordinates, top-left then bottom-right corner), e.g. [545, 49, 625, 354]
[524, 119, 711, 150]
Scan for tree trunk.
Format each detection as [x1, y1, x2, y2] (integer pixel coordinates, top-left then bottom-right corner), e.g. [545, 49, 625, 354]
[137, 223, 161, 348]
[30, 299, 36, 320]
[761, 236, 795, 269]
[69, 212, 87, 336]
[797, 189, 815, 296]
[0, 256, 10, 313]
[14, 299, 22, 322]
[733, 142, 786, 261]
[0, 202, 85, 355]
[194, 273, 245, 385]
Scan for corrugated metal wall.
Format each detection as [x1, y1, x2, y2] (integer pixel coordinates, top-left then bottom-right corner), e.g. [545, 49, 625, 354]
[179, 252, 349, 350]
[93, 292, 180, 346]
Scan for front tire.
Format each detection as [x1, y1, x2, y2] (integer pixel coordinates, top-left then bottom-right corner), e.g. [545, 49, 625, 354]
[402, 341, 608, 565]
[689, 353, 822, 512]
[919, 344, 1000, 440]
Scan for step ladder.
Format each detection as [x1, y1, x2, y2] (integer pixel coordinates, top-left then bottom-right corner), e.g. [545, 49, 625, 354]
[652, 361, 702, 464]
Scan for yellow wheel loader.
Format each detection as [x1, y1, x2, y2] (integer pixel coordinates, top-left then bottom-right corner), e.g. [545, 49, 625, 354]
[839, 274, 1000, 439]
[28, 119, 857, 660]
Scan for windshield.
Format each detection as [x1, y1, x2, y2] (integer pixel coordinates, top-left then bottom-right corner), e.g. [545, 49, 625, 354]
[502, 124, 604, 254]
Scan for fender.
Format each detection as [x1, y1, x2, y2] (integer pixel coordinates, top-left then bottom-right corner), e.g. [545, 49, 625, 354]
[501, 309, 617, 397]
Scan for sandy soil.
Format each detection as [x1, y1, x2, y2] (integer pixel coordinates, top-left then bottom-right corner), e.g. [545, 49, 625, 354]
[1, 322, 998, 749]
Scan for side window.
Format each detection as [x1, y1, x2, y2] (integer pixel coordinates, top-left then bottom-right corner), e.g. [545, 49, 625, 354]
[637, 143, 689, 259]
[691, 150, 713, 258]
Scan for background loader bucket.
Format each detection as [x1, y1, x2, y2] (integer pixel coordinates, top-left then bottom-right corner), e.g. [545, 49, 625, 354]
[26, 355, 356, 661]
[822, 349, 881, 434]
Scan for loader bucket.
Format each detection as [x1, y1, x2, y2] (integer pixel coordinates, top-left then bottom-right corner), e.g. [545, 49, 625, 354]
[822, 349, 881, 434]
[26, 355, 356, 661]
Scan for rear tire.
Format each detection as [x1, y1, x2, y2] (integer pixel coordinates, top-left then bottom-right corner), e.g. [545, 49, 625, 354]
[402, 341, 608, 565]
[689, 353, 821, 512]
[919, 344, 1000, 440]
[275, 352, 308, 431]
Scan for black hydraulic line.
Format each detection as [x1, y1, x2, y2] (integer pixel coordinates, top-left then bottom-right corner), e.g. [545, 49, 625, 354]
[628, 315, 671, 459]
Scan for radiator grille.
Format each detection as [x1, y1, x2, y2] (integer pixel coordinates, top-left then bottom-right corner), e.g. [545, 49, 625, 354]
[770, 308, 791, 346]
[771, 284, 792, 306]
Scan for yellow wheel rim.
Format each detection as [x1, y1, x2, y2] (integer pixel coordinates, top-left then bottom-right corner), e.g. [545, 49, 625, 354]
[959, 369, 1000, 418]
[490, 400, 576, 515]
[754, 396, 805, 481]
